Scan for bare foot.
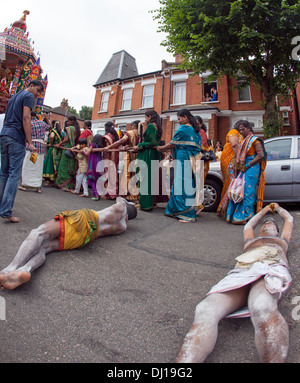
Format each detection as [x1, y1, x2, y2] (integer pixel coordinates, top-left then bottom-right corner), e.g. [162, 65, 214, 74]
[6, 216, 21, 223]
[0, 270, 31, 290]
[195, 206, 204, 216]
[179, 219, 190, 223]
[80, 194, 89, 198]
[18, 186, 27, 191]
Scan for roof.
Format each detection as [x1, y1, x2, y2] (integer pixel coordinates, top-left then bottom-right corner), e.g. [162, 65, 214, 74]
[43, 105, 83, 120]
[94, 50, 138, 86]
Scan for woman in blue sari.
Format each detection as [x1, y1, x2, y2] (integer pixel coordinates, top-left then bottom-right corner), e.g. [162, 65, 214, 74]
[157, 109, 202, 223]
[226, 120, 267, 224]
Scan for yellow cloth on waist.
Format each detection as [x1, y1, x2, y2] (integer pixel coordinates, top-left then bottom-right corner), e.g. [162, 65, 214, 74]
[54, 209, 99, 251]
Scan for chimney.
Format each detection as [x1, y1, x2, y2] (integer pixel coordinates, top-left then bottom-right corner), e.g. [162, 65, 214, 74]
[175, 54, 184, 64]
[61, 98, 69, 109]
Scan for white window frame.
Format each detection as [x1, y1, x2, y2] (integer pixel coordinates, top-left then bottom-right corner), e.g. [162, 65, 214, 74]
[173, 81, 186, 105]
[142, 84, 154, 109]
[121, 88, 133, 111]
[237, 77, 252, 102]
[282, 111, 290, 126]
[100, 91, 109, 112]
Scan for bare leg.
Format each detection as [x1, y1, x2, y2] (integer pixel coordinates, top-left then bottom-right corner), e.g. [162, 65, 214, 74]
[176, 286, 249, 363]
[248, 278, 289, 363]
[0, 219, 60, 274]
[0, 239, 60, 290]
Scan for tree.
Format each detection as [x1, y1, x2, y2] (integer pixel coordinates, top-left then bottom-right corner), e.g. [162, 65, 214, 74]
[67, 106, 78, 116]
[155, 0, 300, 137]
[79, 106, 93, 121]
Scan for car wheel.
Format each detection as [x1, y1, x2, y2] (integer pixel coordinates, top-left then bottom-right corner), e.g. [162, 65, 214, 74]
[203, 178, 222, 212]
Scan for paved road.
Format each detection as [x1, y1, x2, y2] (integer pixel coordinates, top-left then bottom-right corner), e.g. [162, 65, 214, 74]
[0, 187, 299, 363]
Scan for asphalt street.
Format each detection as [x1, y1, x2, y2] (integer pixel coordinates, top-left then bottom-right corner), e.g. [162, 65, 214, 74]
[0, 186, 299, 364]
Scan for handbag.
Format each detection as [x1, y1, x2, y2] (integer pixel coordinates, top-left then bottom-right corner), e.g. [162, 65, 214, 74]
[65, 150, 75, 158]
[228, 172, 245, 204]
[30, 152, 38, 164]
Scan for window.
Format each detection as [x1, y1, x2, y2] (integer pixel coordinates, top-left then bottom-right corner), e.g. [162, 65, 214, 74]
[264, 138, 292, 161]
[142, 85, 154, 108]
[237, 77, 251, 101]
[173, 81, 186, 105]
[100, 92, 109, 112]
[172, 122, 180, 137]
[298, 138, 300, 159]
[122, 88, 133, 111]
[203, 81, 218, 102]
[282, 111, 289, 126]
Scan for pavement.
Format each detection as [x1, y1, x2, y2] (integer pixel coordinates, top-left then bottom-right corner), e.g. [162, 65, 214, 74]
[0, 186, 299, 364]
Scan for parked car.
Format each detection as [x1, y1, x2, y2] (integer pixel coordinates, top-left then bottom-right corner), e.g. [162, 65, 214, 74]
[203, 135, 300, 212]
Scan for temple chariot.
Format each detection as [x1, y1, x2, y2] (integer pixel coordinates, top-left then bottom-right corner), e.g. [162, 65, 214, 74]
[0, 11, 47, 116]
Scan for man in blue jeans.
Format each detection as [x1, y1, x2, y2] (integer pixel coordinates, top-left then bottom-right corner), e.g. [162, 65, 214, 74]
[0, 80, 44, 223]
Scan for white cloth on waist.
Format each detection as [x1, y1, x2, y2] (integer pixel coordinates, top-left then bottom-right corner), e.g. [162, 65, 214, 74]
[207, 261, 292, 318]
[21, 150, 45, 188]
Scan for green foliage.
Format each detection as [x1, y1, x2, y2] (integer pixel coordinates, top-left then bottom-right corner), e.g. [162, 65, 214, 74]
[67, 106, 78, 116]
[155, 0, 300, 137]
[263, 105, 283, 139]
[79, 106, 93, 121]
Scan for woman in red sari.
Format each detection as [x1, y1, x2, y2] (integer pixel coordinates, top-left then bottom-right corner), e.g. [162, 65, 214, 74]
[78, 120, 93, 146]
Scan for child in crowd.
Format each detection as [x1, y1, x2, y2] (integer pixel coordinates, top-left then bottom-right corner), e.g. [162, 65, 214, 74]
[71, 138, 89, 197]
[215, 142, 223, 161]
[86, 134, 104, 201]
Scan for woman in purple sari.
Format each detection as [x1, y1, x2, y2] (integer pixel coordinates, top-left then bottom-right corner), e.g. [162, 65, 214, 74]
[86, 135, 104, 200]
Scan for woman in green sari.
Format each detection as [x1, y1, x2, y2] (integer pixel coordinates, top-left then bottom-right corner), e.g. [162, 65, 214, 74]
[133, 110, 162, 211]
[43, 121, 63, 186]
[55, 116, 80, 191]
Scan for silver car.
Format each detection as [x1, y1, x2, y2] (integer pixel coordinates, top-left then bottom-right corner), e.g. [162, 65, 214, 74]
[203, 135, 300, 211]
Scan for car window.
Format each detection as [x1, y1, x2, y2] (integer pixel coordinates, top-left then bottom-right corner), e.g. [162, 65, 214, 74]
[264, 138, 292, 161]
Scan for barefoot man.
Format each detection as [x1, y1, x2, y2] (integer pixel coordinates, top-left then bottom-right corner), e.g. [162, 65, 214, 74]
[0, 198, 137, 290]
[176, 203, 293, 363]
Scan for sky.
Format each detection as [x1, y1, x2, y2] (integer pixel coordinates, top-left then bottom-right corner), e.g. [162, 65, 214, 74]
[0, 0, 174, 112]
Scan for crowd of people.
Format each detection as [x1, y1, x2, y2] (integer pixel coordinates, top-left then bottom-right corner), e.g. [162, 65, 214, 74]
[0, 82, 295, 363]
[0, 84, 268, 226]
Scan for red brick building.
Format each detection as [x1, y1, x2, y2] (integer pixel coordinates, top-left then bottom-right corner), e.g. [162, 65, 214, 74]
[43, 99, 84, 130]
[92, 50, 300, 145]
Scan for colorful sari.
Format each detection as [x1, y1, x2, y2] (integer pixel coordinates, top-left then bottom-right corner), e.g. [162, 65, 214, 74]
[87, 142, 103, 198]
[136, 123, 161, 210]
[43, 128, 62, 182]
[226, 134, 267, 224]
[119, 130, 139, 202]
[165, 125, 202, 222]
[217, 128, 243, 216]
[102, 133, 119, 199]
[79, 129, 93, 146]
[56, 125, 77, 190]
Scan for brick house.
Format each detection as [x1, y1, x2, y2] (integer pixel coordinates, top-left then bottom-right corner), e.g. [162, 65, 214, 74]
[43, 99, 84, 130]
[92, 50, 300, 145]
